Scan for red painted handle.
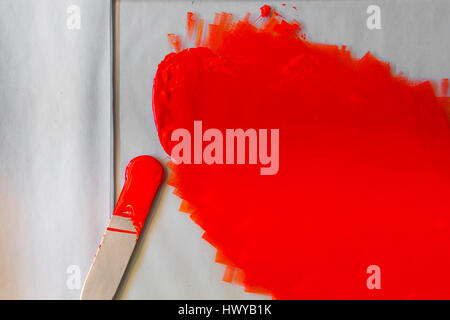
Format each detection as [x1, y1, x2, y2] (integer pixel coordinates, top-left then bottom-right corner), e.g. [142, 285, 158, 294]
[113, 155, 164, 236]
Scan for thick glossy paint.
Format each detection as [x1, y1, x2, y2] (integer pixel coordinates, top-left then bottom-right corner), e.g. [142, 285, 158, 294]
[112, 156, 164, 237]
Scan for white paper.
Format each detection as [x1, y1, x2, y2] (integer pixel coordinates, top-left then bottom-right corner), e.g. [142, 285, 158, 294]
[0, 0, 112, 299]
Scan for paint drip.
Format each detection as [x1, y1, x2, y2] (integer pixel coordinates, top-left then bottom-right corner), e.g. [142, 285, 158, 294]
[153, 7, 450, 298]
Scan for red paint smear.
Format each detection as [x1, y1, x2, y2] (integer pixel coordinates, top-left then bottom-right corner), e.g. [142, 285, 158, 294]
[441, 78, 449, 96]
[186, 12, 196, 40]
[168, 34, 182, 53]
[153, 8, 450, 298]
[113, 156, 164, 237]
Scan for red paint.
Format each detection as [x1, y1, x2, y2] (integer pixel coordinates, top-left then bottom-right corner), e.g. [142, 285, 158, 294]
[153, 10, 450, 298]
[106, 227, 137, 235]
[113, 156, 164, 237]
[441, 78, 449, 96]
[260, 5, 271, 18]
[187, 12, 196, 40]
[168, 34, 182, 53]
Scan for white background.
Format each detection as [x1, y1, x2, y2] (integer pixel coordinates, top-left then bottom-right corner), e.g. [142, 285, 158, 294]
[0, 0, 112, 299]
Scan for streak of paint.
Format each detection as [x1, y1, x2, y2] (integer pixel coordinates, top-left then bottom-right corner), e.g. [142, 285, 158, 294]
[153, 7, 450, 298]
[441, 78, 449, 96]
[168, 34, 182, 53]
[106, 227, 137, 235]
[113, 156, 164, 237]
[186, 12, 196, 40]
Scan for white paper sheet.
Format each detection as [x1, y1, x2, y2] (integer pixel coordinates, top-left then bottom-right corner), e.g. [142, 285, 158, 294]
[0, 0, 112, 299]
